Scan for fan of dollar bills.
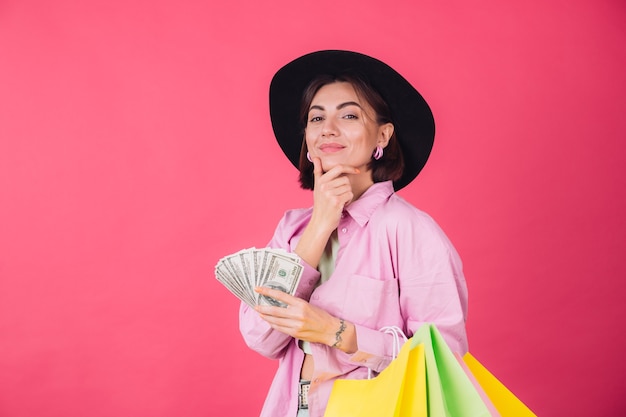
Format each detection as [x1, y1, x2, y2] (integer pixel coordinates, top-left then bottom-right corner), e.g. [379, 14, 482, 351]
[215, 248, 304, 308]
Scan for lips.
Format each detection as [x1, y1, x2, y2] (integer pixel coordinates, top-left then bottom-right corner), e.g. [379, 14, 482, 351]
[319, 143, 345, 153]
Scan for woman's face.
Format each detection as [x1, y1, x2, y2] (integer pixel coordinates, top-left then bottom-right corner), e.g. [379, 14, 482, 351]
[305, 81, 393, 174]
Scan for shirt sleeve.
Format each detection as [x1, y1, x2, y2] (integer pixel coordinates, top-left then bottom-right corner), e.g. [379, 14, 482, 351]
[346, 325, 404, 372]
[397, 222, 468, 354]
[347, 212, 469, 372]
[238, 210, 322, 360]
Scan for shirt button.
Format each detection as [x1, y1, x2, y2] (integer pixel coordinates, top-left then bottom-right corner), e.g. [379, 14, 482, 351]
[341, 212, 346, 218]
[341, 227, 348, 233]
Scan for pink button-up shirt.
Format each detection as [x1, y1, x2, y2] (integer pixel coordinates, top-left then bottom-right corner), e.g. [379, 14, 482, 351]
[239, 181, 468, 417]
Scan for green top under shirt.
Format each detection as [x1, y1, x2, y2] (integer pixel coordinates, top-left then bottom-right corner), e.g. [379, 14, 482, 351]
[317, 228, 339, 285]
[300, 229, 339, 355]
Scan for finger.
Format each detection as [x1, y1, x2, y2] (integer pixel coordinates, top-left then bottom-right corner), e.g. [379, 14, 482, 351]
[255, 286, 298, 307]
[256, 309, 307, 334]
[316, 178, 354, 200]
[255, 305, 291, 319]
[259, 317, 300, 337]
[322, 176, 352, 192]
[312, 157, 323, 181]
[321, 164, 360, 180]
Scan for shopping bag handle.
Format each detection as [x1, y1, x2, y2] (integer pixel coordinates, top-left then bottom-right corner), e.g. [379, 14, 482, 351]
[367, 326, 408, 379]
[381, 325, 408, 358]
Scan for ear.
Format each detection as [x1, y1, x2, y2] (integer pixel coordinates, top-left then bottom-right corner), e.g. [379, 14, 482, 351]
[378, 123, 394, 148]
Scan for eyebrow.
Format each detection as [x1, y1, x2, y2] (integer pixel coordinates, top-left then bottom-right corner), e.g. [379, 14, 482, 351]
[308, 101, 363, 112]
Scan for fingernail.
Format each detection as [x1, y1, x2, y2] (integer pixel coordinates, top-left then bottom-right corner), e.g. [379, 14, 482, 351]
[355, 168, 360, 173]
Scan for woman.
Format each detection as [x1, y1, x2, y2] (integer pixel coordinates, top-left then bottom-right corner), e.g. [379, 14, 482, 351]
[239, 50, 468, 417]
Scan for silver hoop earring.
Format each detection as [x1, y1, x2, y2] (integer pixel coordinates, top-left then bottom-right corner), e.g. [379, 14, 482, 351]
[306, 152, 312, 162]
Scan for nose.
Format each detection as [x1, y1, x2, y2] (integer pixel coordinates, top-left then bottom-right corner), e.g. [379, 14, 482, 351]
[321, 118, 338, 137]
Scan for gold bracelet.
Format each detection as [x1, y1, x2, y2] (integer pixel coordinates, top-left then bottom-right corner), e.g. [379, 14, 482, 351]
[332, 319, 346, 348]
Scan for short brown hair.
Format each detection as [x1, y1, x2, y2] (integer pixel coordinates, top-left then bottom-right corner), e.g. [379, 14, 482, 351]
[297, 72, 404, 190]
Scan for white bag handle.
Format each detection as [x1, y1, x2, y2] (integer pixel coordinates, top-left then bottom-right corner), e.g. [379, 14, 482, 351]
[367, 325, 408, 379]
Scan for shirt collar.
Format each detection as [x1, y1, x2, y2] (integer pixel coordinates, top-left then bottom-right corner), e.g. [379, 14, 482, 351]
[343, 180, 394, 227]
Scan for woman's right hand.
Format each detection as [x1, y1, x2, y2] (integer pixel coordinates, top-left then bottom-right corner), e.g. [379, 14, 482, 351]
[309, 157, 358, 234]
[293, 157, 359, 268]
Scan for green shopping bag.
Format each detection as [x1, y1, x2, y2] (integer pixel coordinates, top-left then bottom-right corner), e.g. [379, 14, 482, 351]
[411, 324, 493, 417]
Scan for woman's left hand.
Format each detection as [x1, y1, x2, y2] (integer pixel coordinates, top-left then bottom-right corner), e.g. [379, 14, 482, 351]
[253, 286, 342, 347]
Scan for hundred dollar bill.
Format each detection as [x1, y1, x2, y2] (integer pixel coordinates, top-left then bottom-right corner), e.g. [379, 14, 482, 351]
[215, 247, 303, 308]
[215, 256, 255, 307]
[216, 269, 254, 307]
[237, 249, 256, 293]
[257, 252, 303, 307]
[219, 250, 255, 306]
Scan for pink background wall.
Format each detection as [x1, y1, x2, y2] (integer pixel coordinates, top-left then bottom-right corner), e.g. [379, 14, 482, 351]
[1, 0, 625, 416]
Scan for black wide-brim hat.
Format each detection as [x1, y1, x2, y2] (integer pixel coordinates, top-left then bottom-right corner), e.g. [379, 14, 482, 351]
[269, 50, 435, 190]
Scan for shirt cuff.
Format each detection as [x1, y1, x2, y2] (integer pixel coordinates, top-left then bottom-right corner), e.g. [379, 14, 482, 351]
[346, 323, 393, 372]
[293, 260, 320, 300]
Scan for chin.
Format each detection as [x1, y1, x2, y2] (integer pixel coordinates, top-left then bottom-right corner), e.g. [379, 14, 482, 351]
[320, 161, 334, 170]
[320, 160, 340, 173]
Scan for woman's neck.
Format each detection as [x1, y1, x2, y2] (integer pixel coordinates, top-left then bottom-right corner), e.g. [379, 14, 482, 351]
[348, 171, 375, 202]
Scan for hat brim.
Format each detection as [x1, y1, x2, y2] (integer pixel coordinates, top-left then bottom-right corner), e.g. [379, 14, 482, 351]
[269, 50, 435, 190]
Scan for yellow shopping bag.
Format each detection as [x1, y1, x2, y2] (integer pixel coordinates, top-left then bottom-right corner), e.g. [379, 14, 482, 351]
[462, 352, 537, 417]
[324, 341, 427, 417]
[400, 342, 427, 416]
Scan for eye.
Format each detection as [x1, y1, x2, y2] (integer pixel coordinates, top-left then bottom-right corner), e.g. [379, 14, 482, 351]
[309, 115, 323, 123]
[343, 114, 358, 120]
